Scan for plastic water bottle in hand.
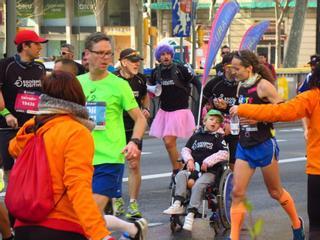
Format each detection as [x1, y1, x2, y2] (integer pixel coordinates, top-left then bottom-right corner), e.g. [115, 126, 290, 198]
[230, 115, 240, 135]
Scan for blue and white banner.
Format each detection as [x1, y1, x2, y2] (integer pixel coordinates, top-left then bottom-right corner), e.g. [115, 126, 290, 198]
[172, 0, 192, 37]
[239, 20, 270, 51]
[202, 0, 240, 85]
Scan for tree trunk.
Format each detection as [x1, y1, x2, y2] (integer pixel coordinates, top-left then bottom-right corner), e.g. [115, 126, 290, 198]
[283, 0, 308, 67]
[275, 4, 282, 68]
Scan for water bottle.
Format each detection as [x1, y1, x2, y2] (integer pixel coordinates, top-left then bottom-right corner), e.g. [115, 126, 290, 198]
[230, 115, 240, 135]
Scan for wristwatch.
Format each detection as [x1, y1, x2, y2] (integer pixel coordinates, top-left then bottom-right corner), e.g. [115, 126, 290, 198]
[130, 138, 142, 150]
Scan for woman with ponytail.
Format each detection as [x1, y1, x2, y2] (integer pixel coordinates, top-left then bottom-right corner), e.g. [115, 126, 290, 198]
[228, 50, 305, 240]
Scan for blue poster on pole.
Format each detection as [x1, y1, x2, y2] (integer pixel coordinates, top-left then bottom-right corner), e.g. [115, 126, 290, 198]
[172, 0, 192, 37]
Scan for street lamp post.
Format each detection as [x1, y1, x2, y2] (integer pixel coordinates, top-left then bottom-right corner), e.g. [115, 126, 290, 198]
[6, 0, 16, 57]
[191, 0, 198, 68]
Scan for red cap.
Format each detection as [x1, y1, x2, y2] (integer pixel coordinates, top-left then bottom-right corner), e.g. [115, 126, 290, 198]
[14, 30, 48, 45]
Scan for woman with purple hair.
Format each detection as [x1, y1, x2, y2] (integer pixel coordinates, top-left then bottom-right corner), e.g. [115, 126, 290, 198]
[149, 43, 200, 187]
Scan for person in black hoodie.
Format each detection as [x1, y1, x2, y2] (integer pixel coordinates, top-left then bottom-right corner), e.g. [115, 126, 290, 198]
[202, 52, 238, 170]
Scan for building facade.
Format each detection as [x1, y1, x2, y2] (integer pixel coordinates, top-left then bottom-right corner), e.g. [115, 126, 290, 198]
[0, 0, 317, 68]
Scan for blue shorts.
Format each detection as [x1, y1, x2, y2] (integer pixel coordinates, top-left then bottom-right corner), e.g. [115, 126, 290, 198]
[92, 163, 124, 198]
[235, 138, 279, 169]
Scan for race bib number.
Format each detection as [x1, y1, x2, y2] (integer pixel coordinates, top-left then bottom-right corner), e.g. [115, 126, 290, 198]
[14, 90, 41, 114]
[86, 102, 106, 130]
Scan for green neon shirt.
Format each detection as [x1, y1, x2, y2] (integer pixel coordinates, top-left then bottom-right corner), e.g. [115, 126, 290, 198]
[78, 73, 138, 165]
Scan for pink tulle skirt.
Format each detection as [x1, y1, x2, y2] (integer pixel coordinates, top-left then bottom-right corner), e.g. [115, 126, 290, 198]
[149, 108, 195, 139]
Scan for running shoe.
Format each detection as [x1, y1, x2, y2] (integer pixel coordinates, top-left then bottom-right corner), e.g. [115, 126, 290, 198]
[163, 201, 185, 215]
[292, 217, 305, 240]
[113, 197, 125, 216]
[133, 218, 148, 240]
[0, 169, 4, 192]
[183, 212, 195, 231]
[126, 201, 142, 219]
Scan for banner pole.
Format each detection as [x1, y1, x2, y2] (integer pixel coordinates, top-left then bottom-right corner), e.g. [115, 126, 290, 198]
[196, 84, 204, 128]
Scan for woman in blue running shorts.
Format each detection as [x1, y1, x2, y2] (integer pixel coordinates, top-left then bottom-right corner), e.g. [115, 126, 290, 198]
[228, 50, 304, 240]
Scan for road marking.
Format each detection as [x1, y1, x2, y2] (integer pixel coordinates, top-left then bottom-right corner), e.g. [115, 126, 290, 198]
[148, 222, 164, 227]
[123, 156, 307, 182]
[279, 157, 306, 163]
[279, 128, 303, 132]
[276, 139, 287, 142]
[141, 152, 152, 155]
[0, 157, 307, 198]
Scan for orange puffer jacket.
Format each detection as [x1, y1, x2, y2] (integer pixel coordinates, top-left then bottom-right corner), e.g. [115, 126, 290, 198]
[9, 115, 110, 240]
[238, 88, 320, 175]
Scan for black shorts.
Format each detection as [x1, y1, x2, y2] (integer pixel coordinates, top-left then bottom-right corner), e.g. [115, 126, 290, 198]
[0, 129, 18, 171]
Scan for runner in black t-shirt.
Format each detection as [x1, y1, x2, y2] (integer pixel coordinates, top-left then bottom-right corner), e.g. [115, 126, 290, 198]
[149, 43, 200, 188]
[203, 52, 238, 170]
[113, 48, 150, 220]
[0, 30, 47, 181]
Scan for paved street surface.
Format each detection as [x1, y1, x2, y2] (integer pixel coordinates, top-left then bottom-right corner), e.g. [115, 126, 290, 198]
[1, 124, 309, 239]
[118, 124, 309, 240]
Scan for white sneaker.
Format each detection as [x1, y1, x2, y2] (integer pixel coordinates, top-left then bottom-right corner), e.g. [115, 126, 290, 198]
[163, 203, 185, 215]
[183, 212, 195, 231]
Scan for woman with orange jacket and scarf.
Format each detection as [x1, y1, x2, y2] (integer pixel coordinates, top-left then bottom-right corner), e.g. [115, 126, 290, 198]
[230, 62, 320, 240]
[8, 71, 147, 240]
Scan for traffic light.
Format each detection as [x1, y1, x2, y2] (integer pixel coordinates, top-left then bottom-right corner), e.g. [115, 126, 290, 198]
[144, 17, 150, 45]
[197, 25, 204, 47]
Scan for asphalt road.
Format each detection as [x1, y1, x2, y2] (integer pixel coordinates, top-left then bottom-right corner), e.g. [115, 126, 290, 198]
[0, 124, 309, 240]
[118, 125, 309, 240]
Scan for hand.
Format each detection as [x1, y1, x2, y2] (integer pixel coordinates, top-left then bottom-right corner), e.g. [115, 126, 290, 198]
[142, 108, 150, 119]
[213, 98, 227, 110]
[187, 160, 195, 172]
[229, 106, 238, 116]
[121, 141, 141, 167]
[201, 162, 208, 172]
[5, 114, 18, 128]
[239, 117, 258, 125]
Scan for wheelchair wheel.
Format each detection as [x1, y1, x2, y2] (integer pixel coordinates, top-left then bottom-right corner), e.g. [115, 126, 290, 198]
[170, 214, 184, 233]
[218, 168, 233, 229]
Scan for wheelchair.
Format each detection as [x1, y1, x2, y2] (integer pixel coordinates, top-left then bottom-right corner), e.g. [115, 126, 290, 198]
[169, 161, 233, 235]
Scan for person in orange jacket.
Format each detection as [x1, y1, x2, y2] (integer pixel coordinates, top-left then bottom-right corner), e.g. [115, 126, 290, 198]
[9, 71, 147, 240]
[230, 62, 320, 240]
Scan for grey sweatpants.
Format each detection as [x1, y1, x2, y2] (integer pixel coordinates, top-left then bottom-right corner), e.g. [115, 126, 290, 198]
[175, 170, 215, 210]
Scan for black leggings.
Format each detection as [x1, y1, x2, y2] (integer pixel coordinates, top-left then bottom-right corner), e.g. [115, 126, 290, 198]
[15, 226, 88, 240]
[308, 174, 320, 239]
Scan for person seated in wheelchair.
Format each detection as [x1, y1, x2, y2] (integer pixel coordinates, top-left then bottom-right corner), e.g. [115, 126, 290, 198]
[163, 109, 229, 231]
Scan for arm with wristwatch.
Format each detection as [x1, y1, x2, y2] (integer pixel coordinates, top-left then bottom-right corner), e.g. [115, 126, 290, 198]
[121, 107, 147, 167]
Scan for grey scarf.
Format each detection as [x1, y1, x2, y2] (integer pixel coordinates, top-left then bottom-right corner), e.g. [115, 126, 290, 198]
[37, 94, 95, 131]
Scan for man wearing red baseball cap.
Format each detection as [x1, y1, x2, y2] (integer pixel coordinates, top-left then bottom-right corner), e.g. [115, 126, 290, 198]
[0, 29, 48, 190]
[14, 29, 48, 45]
